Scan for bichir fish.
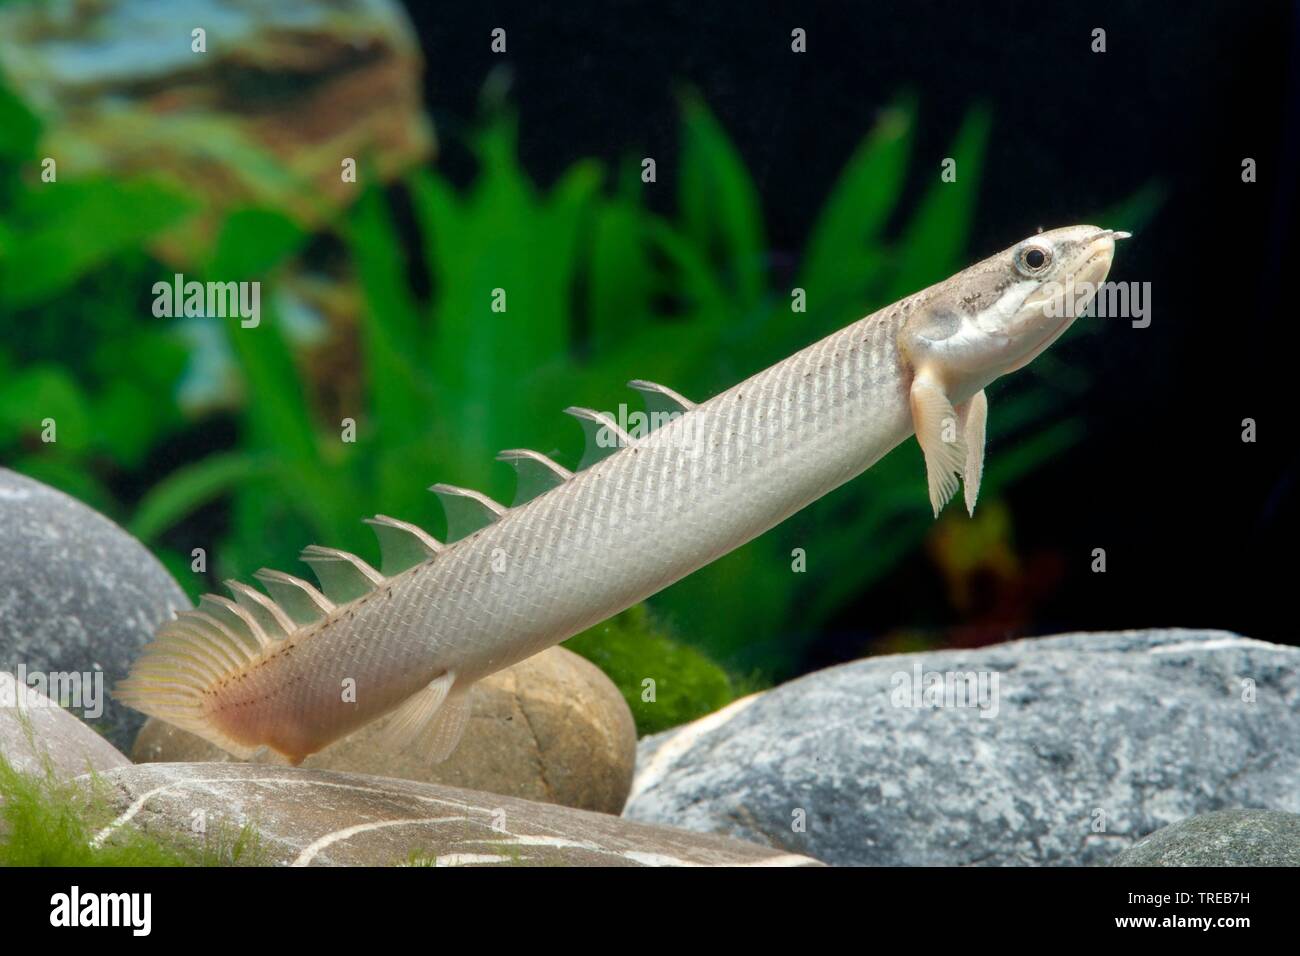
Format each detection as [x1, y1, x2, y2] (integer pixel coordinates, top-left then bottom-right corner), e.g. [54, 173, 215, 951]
[117, 225, 1127, 765]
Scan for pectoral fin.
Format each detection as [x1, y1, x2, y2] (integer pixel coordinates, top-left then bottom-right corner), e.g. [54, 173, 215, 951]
[956, 389, 988, 516]
[910, 369, 967, 517]
[382, 671, 452, 749]
[380, 671, 473, 764]
[412, 691, 472, 763]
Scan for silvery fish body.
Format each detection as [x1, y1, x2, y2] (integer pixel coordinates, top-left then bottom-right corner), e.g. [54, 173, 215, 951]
[117, 225, 1124, 764]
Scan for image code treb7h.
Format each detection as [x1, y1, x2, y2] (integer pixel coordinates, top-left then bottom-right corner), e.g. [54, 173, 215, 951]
[0, 0, 1296, 932]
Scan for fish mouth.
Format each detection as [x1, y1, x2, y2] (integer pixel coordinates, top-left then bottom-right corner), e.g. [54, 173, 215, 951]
[1002, 228, 1128, 372]
[1076, 228, 1126, 287]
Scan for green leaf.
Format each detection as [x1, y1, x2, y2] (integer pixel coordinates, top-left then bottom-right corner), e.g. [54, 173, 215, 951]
[0, 179, 195, 308]
[885, 103, 992, 302]
[209, 207, 305, 277]
[409, 168, 464, 294]
[0, 75, 40, 160]
[129, 452, 269, 542]
[0, 365, 91, 452]
[211, 253, 363, 550]
[678, 92, 766, 308]
[93, 380, 169, 468]
[586, 162, 655, 356]
[413, 121, 600, 486]
[346, 185, 429, 443]
[536, 158, 603, 350]
[643, 217, 731, 319]
[800, 99, 913, 311]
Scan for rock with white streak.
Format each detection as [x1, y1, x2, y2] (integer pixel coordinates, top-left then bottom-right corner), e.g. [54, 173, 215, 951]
[624, 630, 1300, 866]
[84, 762, 823, 866]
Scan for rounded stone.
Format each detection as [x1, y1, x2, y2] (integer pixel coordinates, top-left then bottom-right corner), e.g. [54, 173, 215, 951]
[0, 671, 131, 782]
[133, 646, 638, 814]
[1112, 809, 1300, 867]
[0, 468, 190, 749]
[625, 629, 1300, 865]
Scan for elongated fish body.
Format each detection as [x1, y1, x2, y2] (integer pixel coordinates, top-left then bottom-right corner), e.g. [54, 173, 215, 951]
[118, 225, 1127, 764]
[341, 309, 912, 681]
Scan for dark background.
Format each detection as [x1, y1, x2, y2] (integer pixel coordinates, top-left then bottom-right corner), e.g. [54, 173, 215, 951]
[405, 0, 1298, 660]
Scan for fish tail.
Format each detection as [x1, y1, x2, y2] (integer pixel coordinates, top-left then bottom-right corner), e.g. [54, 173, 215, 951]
[114, 597, 277, 760]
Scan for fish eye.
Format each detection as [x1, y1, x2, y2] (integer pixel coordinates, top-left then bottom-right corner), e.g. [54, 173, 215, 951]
[1016, 243, 1053, 276]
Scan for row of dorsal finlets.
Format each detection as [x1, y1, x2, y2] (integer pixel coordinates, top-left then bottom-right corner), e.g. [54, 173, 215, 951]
[151, 380, 698, 657]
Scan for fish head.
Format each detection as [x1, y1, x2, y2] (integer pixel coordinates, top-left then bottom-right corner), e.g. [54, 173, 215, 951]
[899, 224, 1128, 397]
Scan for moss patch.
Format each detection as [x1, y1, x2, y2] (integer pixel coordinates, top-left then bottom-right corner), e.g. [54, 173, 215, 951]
[0, 755, 262, 866]
[565, 604, 751, 735]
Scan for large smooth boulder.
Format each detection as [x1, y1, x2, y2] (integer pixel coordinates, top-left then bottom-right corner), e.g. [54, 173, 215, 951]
[84, 763, 822, 866]
[132, 647, 638, 814]
[0, 469, 190, 749]
[624, 629, 1300, 866]
[0, 672, 130, 782]
[1112, 809, 1300, 867]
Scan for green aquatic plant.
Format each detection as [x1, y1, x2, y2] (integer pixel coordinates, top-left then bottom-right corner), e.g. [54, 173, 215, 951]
[0, 74, 195, 514]
[0, 754, 262, 866]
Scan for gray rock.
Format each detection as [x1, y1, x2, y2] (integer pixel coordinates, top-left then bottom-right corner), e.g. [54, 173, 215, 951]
[1112, 809, 1300, 867]
[85, 762, 823, 866]
[133, 647, 638, 814]
[0, 672, 130, 782]
[624, 629, 1300, 866]
[0, 468, 190, 748]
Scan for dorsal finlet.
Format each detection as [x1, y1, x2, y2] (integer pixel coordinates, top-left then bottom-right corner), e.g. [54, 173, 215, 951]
[163, 608, 260, 669]
[564, 406, 634, 470]
[179, 601, 260, 663]
[253, 568, 335, 626]
[225, 579, 295, 639]
[197, 593, 271, 651]
[364, 515, 443, 576]
[300, 545, 385, 604]
[628, 379, 696, 417]
[429, 483, 507, 542]
[155, 618, 244, 671]
[496, 448, 573, 505]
